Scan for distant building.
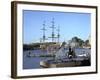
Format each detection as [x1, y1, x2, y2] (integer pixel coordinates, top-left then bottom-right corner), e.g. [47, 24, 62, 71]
[68, 40, 79, 48]
[89, 35, 91, 45]
[83, 35, 91, 48]
[70, 41, 79, 48]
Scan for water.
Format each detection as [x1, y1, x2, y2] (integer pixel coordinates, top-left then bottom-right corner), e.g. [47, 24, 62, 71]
[23, 48, 90, 69]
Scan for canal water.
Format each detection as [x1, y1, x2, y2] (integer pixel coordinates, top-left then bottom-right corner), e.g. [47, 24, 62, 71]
[23, 48, 90, 69]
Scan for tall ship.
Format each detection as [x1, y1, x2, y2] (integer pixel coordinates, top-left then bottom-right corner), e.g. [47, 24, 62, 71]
[40, 18, 61, 54]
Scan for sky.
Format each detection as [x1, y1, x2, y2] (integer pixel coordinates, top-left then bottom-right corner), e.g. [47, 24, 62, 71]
[23, 10, 91, 44]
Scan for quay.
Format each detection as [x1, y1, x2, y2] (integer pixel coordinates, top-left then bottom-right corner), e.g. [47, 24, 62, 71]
[40, 57, 90, 68]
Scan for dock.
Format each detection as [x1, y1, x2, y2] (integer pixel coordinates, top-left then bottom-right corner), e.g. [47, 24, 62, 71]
[40, 57, 90, 68]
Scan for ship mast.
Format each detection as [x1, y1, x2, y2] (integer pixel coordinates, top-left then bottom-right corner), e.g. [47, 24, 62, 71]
[49, 18, 56, 42]
[41, 21, 46, 42]
[57, 26, 60, 43]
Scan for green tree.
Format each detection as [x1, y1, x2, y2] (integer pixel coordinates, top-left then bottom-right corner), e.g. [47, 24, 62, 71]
[71, 36, 84, 47]
[85, 40, 89, 46]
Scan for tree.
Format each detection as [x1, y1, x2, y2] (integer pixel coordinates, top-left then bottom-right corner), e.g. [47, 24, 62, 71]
[72, 36, 78, 42]
[70, 36, 84, 47]
[84, 40, 89, 46]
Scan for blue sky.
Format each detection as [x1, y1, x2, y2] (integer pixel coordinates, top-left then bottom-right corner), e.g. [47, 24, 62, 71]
[23, 10, 91, 44]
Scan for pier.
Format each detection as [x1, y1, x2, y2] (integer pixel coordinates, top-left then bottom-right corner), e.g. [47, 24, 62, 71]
[40, 57, 90, 68]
